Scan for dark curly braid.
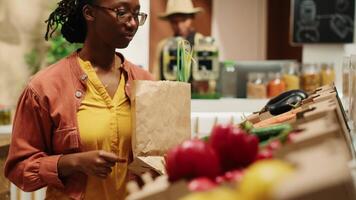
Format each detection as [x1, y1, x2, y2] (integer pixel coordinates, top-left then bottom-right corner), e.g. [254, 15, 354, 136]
[45, 0, 95, 43]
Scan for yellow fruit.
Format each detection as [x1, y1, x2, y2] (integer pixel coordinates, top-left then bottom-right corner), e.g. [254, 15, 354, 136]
[180, 187, 242, 200]
[238, 159, 294, 200]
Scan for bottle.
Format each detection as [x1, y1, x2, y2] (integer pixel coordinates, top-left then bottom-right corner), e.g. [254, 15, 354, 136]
[267, 72, 286, 98]
[320, 63, 335, 86]
[193, 36, 219, 81]
[282, 62, 300, 90]
[301, 63, 320, 93]
[247, 73, 267, 99]
[342, 56, 350, 98]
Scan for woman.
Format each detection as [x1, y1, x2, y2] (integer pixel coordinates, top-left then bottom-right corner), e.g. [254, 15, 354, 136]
[5, 0, 153, 199]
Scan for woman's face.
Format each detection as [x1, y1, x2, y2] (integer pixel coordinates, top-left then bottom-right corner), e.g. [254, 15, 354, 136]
[89, 0, 141, 49]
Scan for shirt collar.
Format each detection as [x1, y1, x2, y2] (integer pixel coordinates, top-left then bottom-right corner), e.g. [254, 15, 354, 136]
[68, 50, 132, 84]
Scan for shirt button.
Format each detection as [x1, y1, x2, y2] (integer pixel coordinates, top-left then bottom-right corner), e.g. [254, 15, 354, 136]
[75, 91, 83, 98]
[80, 74, 88, 81]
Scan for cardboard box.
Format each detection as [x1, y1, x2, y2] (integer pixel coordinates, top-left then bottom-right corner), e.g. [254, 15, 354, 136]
[273, 112, 355, 200]
[296, 98, 354, 158]
[247, 85, 349, 130]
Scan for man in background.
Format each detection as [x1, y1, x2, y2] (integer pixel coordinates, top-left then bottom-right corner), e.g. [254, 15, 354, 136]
[153, 0, 204, 80]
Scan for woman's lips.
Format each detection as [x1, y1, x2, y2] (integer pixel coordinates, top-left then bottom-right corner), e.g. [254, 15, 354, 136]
[124, 33, 135, 40]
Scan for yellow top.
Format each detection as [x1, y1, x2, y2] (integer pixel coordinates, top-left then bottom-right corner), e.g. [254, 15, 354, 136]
[78, 58, 132, 200]
[45, 57, 132, 200]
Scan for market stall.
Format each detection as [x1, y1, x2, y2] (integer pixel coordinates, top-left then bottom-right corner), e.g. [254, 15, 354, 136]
[124, 84, 356, 200]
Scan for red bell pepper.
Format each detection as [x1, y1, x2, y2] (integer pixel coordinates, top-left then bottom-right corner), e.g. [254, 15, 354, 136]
[166, 139, 221, 182]
[209, 124, 259, 171]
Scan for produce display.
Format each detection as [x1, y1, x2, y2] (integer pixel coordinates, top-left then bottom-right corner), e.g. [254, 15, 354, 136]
[126, 84, 355, 200]
[164, 119, 298, 199]
[237, 160, 294, 200]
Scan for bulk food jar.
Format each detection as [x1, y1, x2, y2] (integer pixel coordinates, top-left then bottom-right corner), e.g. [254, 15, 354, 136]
[301, 63, 320, 93]
[282, 62, 300, 90]
[267, 72, 286, 98]
[320, 63, 335, 86]
[247, 72, 267, 99]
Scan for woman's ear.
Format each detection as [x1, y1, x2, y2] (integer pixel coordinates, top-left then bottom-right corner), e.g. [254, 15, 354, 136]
[83, 4, 95, 21]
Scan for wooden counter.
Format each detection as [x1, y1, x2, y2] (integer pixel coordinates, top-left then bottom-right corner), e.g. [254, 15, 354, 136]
[0, 134, 10, 200]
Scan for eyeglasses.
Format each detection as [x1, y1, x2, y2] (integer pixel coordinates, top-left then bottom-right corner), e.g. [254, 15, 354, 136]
[91, 4, 148, 26]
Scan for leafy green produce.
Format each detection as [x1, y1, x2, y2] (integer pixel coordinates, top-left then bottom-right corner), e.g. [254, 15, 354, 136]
[176, 39, 194, 82]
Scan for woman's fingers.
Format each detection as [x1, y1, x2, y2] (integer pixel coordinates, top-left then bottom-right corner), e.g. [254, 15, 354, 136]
[99, 151, 119, 163]
[99, 150, 127, 164]
[94, 166, 112, 178]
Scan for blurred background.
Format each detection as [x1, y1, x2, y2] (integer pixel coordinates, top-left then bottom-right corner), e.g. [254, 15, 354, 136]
[1, 0, 356, 199]
[1, 0, 356, 105]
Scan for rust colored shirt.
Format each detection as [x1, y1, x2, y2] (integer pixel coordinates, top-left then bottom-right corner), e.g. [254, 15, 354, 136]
[4, 52, 153, 200]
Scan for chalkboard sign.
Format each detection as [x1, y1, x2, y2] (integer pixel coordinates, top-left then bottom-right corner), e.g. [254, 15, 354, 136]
[291, 0, 355, 44]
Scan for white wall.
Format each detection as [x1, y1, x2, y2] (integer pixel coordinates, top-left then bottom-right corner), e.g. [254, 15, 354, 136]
[212, 0, 267, 61]
[117, 0, 150, 69]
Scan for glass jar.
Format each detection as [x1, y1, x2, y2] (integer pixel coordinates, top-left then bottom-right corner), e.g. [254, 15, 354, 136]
[343, 56, 350, 98]
[301, 63, 320, 93]
[320, 63, 335, 86]
[219, 60, 237, 98]
[247, 72, 267, 99]
[282, 62, 300, 90]
[267, 72, 286, 98]
[349, 55, 356, 127]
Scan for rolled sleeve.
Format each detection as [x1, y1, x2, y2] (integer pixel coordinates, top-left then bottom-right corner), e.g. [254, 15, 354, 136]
[5, 86, 64, 191]
[39, 155, 65, 189]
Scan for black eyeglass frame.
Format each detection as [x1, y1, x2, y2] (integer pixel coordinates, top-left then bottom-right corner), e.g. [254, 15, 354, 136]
[91, 4, 148, 26]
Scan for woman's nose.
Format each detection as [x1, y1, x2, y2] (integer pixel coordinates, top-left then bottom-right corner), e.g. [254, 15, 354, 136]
[125, 16, 139, 28]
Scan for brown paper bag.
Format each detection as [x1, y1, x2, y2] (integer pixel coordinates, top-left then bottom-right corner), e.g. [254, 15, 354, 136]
[130, 80, 191, 174]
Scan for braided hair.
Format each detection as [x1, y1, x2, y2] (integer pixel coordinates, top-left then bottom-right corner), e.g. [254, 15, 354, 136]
[45, 0, 94, 43]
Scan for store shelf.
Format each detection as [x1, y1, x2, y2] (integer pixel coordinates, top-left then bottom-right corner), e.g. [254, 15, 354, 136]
[190, 98, 268, 137]
[191, 98, 268, 113]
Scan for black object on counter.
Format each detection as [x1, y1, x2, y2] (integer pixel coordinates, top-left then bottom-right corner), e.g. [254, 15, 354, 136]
[261, 89, 308, 115]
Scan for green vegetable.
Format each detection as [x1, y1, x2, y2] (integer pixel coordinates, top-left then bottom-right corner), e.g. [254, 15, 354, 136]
[240, 120, 254, 132]
[201, 136, 210, 142]
[251, 124, 292, 142]
[259, 128, 292, 148]
[176, 39, 194, 82]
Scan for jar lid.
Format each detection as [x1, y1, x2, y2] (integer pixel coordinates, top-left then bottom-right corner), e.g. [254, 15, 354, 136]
[320, 63, 334, 70]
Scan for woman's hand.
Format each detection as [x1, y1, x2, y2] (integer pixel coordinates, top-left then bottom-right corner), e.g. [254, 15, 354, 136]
[58, 150, 126, 179]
